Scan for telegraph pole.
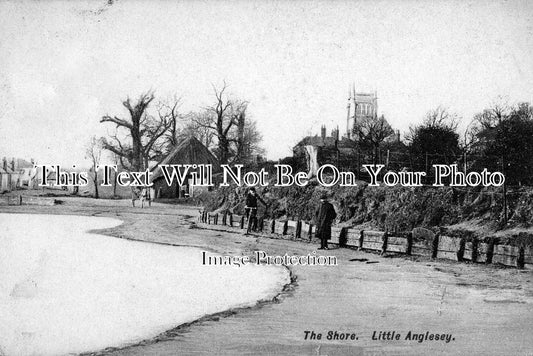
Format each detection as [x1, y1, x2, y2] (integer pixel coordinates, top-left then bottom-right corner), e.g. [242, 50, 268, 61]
[502, 155, 508, 225]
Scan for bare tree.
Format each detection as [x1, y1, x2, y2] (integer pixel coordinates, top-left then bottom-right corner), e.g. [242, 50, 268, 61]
[353, 115, 395, 164]
[422, 106, 459, 130]
[473, 96, 510, 130]
[230, 110, 265, 164]
[183, 111, 217, 149]
[406, 106, 459, 143]
[192, 82, 246, 164]
[233, 101, 247, 163]
[208, 83, 236, 164]
[85, 136, 104, 199]
[111, 152, 121, 197]
[100, 91, 172, 171]
[157, 96, 183, 152]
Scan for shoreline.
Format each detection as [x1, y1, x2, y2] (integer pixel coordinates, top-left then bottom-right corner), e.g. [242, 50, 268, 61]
[1, 198, 532, 355]
[79, 270, 298, 356]
[0, 208, 292, 356]
[80, 214, 300, 356]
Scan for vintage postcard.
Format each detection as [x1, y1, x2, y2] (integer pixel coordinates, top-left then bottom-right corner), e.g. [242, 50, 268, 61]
[0, 1, 532, 355]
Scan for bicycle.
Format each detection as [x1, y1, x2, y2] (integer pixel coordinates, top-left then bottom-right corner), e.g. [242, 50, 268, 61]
[244, 206, 258, 235]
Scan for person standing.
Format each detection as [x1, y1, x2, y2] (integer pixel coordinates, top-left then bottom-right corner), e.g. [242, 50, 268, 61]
[315, 194, 337, 249]
[244, 187, 267, 234]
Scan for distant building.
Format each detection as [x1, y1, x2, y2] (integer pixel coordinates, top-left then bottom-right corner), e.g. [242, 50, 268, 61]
[151, 136, 220, 198]
[14, 158, 34, 187]
[345, 87, 378, 140]
[293, 125, 357, 176]
[0, 157, 35, 191]
[292, 87, 397, 176]
[0, 166, 9, 192]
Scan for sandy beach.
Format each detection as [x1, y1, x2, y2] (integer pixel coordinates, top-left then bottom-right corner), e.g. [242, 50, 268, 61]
[1, 198, 532, 356]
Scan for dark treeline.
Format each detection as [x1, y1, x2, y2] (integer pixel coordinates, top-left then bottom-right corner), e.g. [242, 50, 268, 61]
[289, 100, 533, 187]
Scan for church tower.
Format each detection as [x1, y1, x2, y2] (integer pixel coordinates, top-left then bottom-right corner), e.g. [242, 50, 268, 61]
[345, 84, 378, 139]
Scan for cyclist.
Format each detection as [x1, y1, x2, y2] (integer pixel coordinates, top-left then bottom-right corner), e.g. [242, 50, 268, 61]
[244, 187, 267, 235]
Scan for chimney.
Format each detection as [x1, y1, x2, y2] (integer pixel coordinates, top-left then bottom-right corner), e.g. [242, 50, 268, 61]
[331, 126, 339, 141]
[321, 125, 326, 141]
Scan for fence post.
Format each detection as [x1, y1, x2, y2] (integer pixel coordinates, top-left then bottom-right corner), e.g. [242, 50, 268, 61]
[295, 220, 302, 239]
[471, 237, 478, 263]
[19, 195, 22, 205]
[457, 237, 466, 262]
[270, 219, 275, 234]
[308, 224, 313, 240]
[406, 232, 413, 255]
[431, 233, 440, 259]
[222, 212, 227, 225]
[282, 221, 288, 235]
[486, 238, 495, 264]
[214, 214, 218, 225]
[359, 230, 364, 250]
[228, 213, 233, 226]
[381, 231, 388, 255]
[517, 246, 525, 269]
[339, 227, 347, 247]
[258, 217, 264, 232]
[240, 215, 245, 229]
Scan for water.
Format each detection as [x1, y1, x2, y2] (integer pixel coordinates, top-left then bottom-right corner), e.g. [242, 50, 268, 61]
[0, 213, 289, 356]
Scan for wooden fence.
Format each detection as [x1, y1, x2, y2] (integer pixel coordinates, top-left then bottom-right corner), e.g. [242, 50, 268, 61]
[198, 211, 533, 269]
[0, 195, 58, 206]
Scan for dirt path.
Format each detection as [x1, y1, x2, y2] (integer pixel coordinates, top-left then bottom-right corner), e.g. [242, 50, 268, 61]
[2, 198, 532, 356]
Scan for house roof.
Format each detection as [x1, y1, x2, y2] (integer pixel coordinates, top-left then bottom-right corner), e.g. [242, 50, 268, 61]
[151, 136, 220, 181]
[294, 135, 336, 148]
[16, 158, 34, 169]
[294, 135, 357, 150]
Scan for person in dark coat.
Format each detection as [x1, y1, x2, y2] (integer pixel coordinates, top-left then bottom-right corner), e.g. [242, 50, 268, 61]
[315, 194, 337, 249]
[245, 187, 266, 210]
[244, 187, 267, 234]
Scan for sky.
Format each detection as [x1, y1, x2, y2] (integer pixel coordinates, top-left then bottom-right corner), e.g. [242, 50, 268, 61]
[0, 0, 532, 166]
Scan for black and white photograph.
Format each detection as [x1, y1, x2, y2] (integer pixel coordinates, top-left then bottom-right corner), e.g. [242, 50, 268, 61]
[0, 1, 532, 355]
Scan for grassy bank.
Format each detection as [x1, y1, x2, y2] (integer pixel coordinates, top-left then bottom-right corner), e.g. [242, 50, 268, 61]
[196, 178, 533, 239]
